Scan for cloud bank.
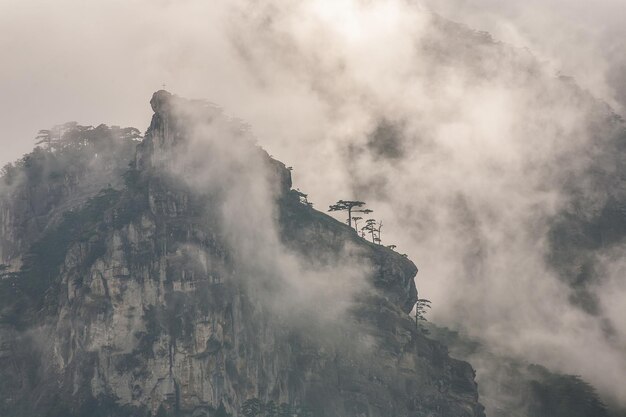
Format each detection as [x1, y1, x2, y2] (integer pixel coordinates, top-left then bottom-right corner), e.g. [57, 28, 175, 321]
[2, 0, 625, 409]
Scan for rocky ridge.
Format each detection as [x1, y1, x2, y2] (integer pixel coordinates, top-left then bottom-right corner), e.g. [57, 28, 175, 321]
[0, 91, 484, 417]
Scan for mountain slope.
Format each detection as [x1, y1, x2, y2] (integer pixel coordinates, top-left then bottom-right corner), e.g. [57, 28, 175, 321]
[426, 324, 624, 417]
[0, 91, 484, 417]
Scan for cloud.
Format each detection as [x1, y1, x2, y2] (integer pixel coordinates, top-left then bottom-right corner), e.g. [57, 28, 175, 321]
[2, 0, 626, 408]
[150, 92, 373, 328]
[218, 0, 626, 406]
[424, 0, 626, 113]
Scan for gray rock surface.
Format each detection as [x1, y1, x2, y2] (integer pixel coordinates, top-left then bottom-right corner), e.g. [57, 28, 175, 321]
[0, 92, 484, 417]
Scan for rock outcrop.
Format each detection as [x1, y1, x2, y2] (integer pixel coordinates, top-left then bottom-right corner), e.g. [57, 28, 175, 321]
[0, 92, 484, 417]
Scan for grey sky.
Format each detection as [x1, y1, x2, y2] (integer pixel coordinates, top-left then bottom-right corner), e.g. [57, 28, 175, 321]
[426, 0, 626, 111]
[2, 0, 624, 165]
[2, 0, 626, 408]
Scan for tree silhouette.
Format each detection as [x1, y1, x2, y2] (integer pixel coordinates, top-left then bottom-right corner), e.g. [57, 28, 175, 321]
[352, 216, 363, 231]
[35, 122, 142, 152]
[328, 200, 372, 229]
[362, 219, 378, 243]
[35, 129, 52, 148]
[374, 221, 383, 244]
[294, 189, 313, 207]
[35, 126, 62, 149]
[111, 126, 142, 142]
[414, 298, 431, 334]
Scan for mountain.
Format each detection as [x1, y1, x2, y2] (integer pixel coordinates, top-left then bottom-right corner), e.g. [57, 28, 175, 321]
[426, 324, 626, 417]
[0, 91, 484, 417]
[411, 17, 626, 417]
[319, 13, 626, 415]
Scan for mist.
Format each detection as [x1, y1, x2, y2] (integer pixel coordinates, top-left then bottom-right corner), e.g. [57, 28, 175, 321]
[2, 0, 626, 410]
[425, 0, 626, 113]
[151, 94, 373, 327]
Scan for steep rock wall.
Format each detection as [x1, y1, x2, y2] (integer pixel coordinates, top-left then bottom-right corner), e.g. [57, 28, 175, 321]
[0, 92, 484, 417]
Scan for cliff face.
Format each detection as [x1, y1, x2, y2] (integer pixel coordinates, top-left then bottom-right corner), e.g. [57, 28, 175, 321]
[426, 325, 617, 417]
[0, 92, 484, 417]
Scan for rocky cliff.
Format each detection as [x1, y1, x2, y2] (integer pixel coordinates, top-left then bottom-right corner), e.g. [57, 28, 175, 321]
[426, 324, 622, 417]
[0, 91, 484, 417]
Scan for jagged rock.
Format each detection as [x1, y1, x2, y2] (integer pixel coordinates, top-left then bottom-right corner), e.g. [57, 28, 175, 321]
[150, 90, 174, 115]
[0, 92, 484, 417]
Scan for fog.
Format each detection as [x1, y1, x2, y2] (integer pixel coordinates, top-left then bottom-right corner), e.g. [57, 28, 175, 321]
[426, 0, 626, 114]
[2, 0, 626, 410]
[154, 94, 373, 328]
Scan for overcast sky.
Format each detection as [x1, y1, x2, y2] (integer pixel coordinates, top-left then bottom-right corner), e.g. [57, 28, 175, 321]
[426, 0, 626, 111]
[2, 0, 626, 408]
[2, 0, 624, 167]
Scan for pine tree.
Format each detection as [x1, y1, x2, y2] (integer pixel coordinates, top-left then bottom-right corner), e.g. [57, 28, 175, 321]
[328, 200, 372, 229]
[362, 219, 377, 243]
[414, 298, 432, 334]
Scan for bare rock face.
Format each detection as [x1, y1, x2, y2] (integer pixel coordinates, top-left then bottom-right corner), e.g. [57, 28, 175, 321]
[150, 90, 174, 114]
[0, 92, 484, 417]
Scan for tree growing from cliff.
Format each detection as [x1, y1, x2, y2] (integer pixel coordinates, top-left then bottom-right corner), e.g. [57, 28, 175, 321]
[414, 298, 432, 334]
[294, 189, 313, 207]
[328, 200, 372, 229]
[375, 221, 383, 244]
[360, 219, 385, 244]
[362, 219, 377, 243]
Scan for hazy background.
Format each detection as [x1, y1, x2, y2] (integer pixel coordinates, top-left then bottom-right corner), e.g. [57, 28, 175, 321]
[3, 0, 623, 167]
[427, 0, 626, 113]
[2, 0, 626, 409]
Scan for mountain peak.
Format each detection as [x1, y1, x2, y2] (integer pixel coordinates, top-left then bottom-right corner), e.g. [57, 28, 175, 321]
[149, 89, 173, 114]
[0, 92, 484, 417]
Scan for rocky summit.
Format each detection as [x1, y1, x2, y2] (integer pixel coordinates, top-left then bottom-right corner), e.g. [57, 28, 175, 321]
[0, 91, 484, 417]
